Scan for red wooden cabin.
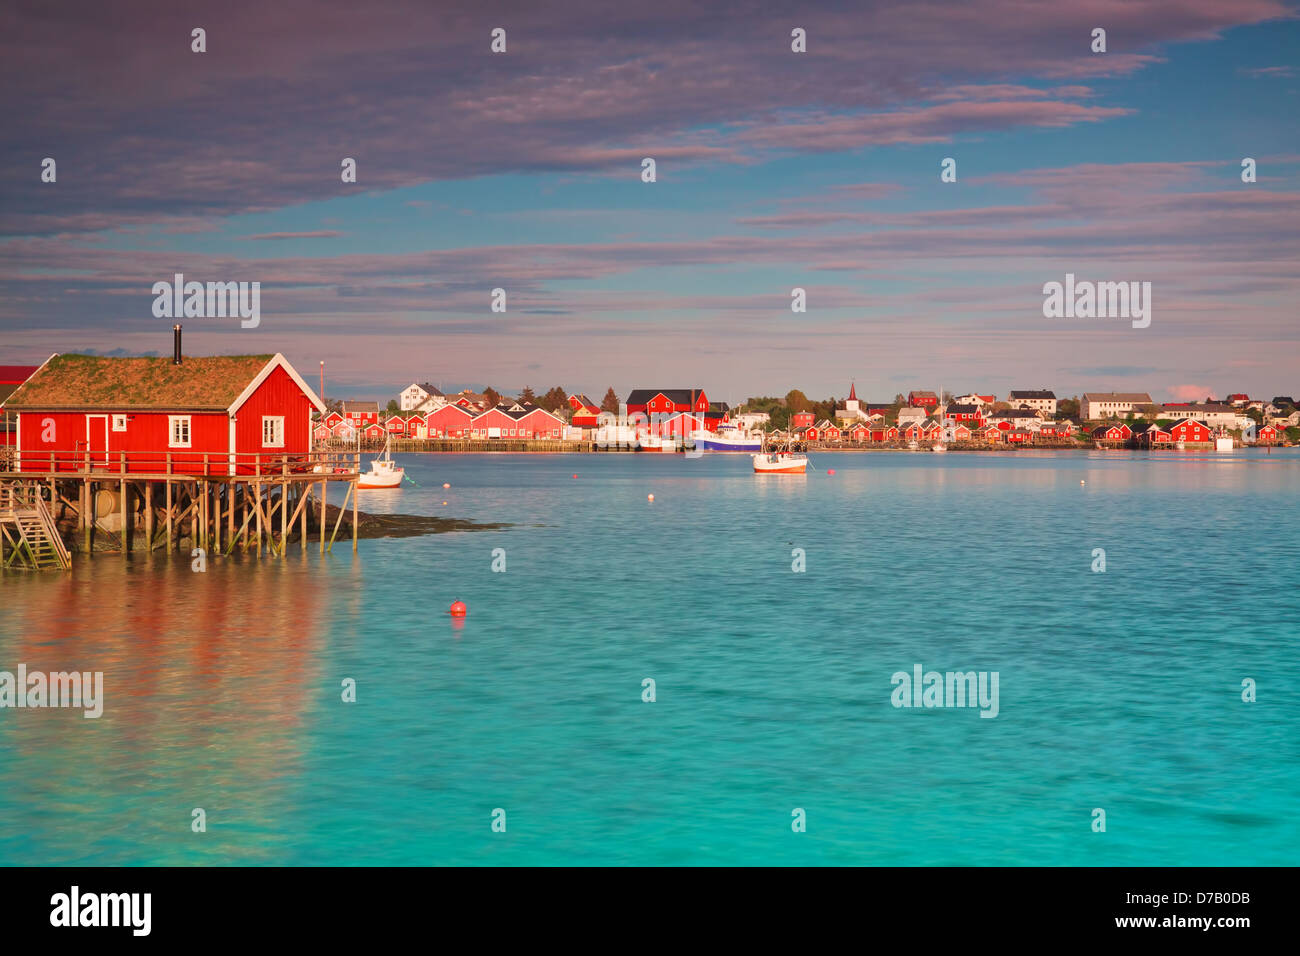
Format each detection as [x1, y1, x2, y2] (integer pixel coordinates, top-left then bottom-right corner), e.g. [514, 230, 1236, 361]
[425, 404, 473, 438]
[6, 349, 324, 476]
[1169, 418, 1213, 444]
[568, 394, 601, 428]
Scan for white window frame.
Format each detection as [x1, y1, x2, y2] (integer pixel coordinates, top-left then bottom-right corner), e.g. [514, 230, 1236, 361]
[262, 415, 285, 448]
[168, 415, 192, 448]
[112, 414, 128, 432]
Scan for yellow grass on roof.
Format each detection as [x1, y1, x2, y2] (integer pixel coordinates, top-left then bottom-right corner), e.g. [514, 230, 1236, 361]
[4, 353, 275, 410]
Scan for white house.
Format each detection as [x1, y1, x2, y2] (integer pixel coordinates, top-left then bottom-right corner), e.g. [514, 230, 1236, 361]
[1082, 392, 1153, 420]
[1007, 389, 1058, 415]
[1156, 403, 1237, 428]
[733, 411, 771, 430]
[400, 382, 445, 412]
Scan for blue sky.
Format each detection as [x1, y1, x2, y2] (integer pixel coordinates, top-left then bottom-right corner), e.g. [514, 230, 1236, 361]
[1, 1, 1297, 405]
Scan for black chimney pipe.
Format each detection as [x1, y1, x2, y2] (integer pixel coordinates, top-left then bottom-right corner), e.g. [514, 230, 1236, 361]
[173, 324, 182, 365]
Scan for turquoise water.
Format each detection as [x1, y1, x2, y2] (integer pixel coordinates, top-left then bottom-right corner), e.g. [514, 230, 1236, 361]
[2, 449, 1298, 865]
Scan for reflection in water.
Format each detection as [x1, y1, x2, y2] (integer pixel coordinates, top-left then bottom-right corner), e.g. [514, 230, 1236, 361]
[2, 449, 1298, 865]
[0, 551, 346, 864]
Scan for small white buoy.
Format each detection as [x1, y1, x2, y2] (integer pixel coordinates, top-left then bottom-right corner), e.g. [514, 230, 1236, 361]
[647, 493, 655, 502]
[1080, 479, 1086, 485]
[443, 483, 451, 489]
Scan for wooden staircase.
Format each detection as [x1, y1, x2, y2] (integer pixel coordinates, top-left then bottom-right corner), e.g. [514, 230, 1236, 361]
[0, 484, 72, 570]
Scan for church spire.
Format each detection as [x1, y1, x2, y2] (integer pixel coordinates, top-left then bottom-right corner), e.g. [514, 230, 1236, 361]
[848, 381, 857, 402]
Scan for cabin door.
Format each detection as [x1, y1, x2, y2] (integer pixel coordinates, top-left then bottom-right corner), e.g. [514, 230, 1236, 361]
[85, 414, 109, 468]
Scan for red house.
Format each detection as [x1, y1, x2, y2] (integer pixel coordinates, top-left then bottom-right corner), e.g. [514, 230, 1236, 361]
[322, 411, 344, 429]
[568, 394, 601, 428]
[1092, 423, 1132, 443]
[908, 390, 939, 410]
[6, 349, 324, 475]
[870, 424, 899, 442]
[817, 420, 842, 441]
[625, 389, 710, 419]
[425, 403, 474, 438]
[342, 401, 380, 426]
[1169, 418, 1213, 445]
[518, 406, 568, 439]
[979, 424, 1002, 442]
[1005, 428, 1032, 444]
[650, 411, 705, 440]
[0, 363, 40, 446]
[791, 411, 815, 429]
[846, 423, 871, 442]
[1135, 424, 1172, 446]
[384, 414, 406, 435]
[1257, 424, 1280, 444]
[403, 414, 425, 438]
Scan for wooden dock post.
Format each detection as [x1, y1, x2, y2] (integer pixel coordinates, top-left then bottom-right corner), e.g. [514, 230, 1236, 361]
[165, 478, 173, 551]
[319, 480, 325, 553]
[145, 482, 154, 551]
[280, 458, 288, 556]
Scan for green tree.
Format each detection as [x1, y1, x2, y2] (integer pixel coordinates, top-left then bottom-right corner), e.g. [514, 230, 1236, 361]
[601, 387, 620, 412]
[483, 386, 501, 407]
[785, 389, 812, 412]
[385, 398, 401, 416]
[519, 386, 537, 404]
[542, 386, 568, 411]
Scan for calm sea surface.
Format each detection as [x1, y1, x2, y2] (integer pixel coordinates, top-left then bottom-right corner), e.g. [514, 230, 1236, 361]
[2, 449, 1298, 866]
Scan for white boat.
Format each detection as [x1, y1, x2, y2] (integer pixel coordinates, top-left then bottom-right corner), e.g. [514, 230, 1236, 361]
[690, 425, 762, 452]
[931, 442, 947, 453]
[358, 436, 405, 488]
[753, 451, 808, 474]
[907, 440, 919, 451]
[638, 434, 677, 453]
[1215, 429, 1234, 452]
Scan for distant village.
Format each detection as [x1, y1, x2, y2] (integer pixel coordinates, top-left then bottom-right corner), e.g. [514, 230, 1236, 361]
[317, 382, 1300, 449]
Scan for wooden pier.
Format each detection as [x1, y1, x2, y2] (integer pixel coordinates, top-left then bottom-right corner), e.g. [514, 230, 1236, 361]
[0, 448, 362, 569]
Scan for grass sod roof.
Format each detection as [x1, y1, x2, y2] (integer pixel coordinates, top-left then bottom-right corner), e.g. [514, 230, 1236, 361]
[3, 353, 275, 410]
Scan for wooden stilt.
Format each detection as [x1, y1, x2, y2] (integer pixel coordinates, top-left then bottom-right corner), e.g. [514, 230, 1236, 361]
[120, 479, 128, 555]
[165, 479, 173, 551]
[319, 480, 325, 553]
[255, 481, 263, 557]
[145, 482, 154, 552]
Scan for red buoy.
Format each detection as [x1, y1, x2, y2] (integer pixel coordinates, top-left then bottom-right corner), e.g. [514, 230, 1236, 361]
[828, 469, 836, 475]
[572, 474, 578, 479]
[443, 482, 451, 488]
[449, 600, 467, 617]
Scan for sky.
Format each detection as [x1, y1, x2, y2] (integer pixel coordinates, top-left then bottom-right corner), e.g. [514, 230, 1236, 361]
[1, 0, 1297, 405]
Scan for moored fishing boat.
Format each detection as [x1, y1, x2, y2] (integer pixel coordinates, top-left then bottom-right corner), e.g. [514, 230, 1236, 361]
[358, 435, 405, 488]
[752, 451, 808, 474]
[690, 424, 762, 452]
[638, 434, 677, 453]
[752, 434, 808, 474]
